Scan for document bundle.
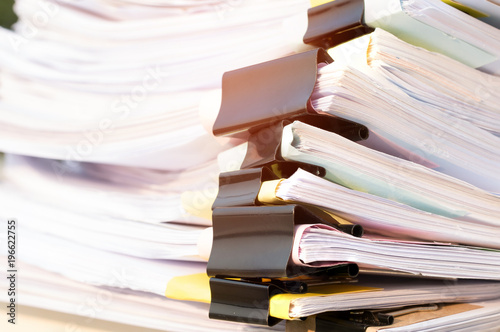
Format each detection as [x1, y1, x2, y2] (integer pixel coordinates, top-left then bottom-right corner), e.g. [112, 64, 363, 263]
[1, 0, 500, 331]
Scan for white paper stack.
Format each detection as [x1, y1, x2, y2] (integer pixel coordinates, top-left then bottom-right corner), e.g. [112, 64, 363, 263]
[0, 261, 283, 332]
[2, 154, 220, 225]
[282, 275, 500, 319]
[280, 121, 500, 224]
[0, 0, 312, 170]
[276, 168, 500, 248]
[2, 0, 500, 331]
[378, 299, 500, 332]
[366, 29, 500, 136]
[312, 49, 500, 191]
[297, 224, 500, 279]
[364, 0, 500, 73]
[0, 1, 313, 330]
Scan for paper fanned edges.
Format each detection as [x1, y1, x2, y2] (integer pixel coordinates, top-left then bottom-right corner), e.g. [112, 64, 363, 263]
[270, 283, 382, 321]
[242, 117, 368, 170]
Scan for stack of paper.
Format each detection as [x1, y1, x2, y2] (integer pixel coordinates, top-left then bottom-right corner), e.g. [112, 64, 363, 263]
[2, 154, 220, 226]
[280, 275, 500, 319]
[2, 0, 500, 331]
[193, 4, 500, 328]
[378, 299, 500, 332]
[366, 30, 500, 136]
[276, 164, 500, 248]
[0, 261, 282, 332]
[297, 224, 500, 279]
[281, 121, 500, 223]
[1, 0, 500, 171]
[0, 0, 312, 169]
[289, 299, 500, 332]
[0, 0, 311, 329]
[312, 47, 500, 191]
[364, 0, 500, 73]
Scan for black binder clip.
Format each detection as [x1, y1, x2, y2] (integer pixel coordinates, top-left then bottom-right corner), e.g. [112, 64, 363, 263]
[286, 310, 394, 332]
[209, 277, 303, 326]
[213, 48, 335, 137]
[315, 310, 393, 332]
[209, 269, 361, 326]
[212, 166, 364, 238]
[213, 48, 369, 139]
[207, 205, 361, 278]
[303, 0, 374, 49]
[213, 162, 325, 209]
[241, 117, 368, 169]
[212, 47, 368, 166]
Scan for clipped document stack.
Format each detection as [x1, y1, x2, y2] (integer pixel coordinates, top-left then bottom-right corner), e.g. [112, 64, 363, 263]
[196, 22, 500, 328]
[1, 0, 500, 331]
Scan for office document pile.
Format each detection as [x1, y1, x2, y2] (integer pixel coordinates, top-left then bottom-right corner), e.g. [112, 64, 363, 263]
[1, 0, 500, 331]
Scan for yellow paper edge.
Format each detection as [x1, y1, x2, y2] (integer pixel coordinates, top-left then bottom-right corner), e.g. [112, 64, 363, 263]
[166, 274, 381, 320]
[258, 179, 286, 205]
[269, 284, 382, 320]
[165, 273, 211, 303]
[310, 0, 333, 7]
[441, 0, 488, 18]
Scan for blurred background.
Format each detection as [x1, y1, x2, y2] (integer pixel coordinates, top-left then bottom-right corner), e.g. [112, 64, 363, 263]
[0, 0, 17, 29]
